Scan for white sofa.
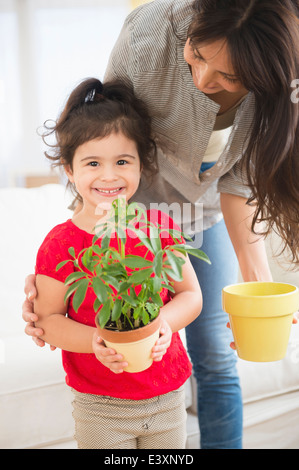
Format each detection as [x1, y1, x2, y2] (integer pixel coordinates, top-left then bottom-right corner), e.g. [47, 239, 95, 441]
[1, 184, 299, 449]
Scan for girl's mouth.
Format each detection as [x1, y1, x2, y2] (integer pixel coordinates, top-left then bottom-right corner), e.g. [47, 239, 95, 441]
[93, 187, 124, 197]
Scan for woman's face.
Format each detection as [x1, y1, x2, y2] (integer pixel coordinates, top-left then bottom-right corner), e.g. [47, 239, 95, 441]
[184, 38, 247, 95]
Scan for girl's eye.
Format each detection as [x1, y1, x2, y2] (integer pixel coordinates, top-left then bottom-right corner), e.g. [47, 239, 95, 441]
[88, 161, 99, 167]
[117, 160, 128, 165]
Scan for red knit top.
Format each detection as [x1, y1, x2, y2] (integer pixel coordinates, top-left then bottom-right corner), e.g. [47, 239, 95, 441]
[35, 210, 192, 399]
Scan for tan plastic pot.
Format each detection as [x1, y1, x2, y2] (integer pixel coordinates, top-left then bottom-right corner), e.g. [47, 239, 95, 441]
[96, 314, 161, 373]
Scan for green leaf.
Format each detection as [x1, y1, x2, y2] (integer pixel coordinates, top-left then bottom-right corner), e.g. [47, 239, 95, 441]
[141, 306, 149, 325]
[111, 298, 122, 322]
[98, 299, 111, 329]
[145, 302, 160, 318]
[152, 276, 162, 293]
[91, 245, 103, 256]
[127, 202, 147, 222]
[101, 274, 120, 290]
[121, 293, 138, 307]
[92, 277, 108, 303]
[117, 281, 131, 295]
[165, 250, 184, 280]
[101, 231, 111, 250]
[106, 265, 127, 279]
[93, 297, 101, 313]
[132, 305, 142, 320]
[162, 282, 175, 293]
[150, 293, 163, 307]
[81, 247, 94, 271]
[64, 271, 88, 285]
[163, 267, 183, 282]
[56, 260, 71, 271]
[129, 267, 153, 284]
[68, 247, 76, 258]
[177, 245, 211, 264]
[129, 228, 154, 253]
[149, 225, 162, 254]
[153, 249, 163, 277]
[165, 228, 184, 241]
[123, 256, 153, 269]
[72, 278, 89, 312]
[95, 264, 104, 277]
[64, 283, 80, 304]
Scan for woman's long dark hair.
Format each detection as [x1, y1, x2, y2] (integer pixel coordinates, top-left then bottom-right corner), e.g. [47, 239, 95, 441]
[189, 0, 299, 264]
[41, 78, 157, 204]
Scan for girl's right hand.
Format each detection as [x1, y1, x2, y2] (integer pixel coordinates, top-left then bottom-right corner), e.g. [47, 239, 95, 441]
[92, 331, 128, 374]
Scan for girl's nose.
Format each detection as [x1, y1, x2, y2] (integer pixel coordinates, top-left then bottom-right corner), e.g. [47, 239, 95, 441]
[99, 166, 118, 181]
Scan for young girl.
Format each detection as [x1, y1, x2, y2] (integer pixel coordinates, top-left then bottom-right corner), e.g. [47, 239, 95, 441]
[33, 78, 203, 449]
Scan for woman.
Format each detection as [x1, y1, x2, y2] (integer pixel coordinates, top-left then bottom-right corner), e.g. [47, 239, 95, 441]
[23, 0, 299, 449]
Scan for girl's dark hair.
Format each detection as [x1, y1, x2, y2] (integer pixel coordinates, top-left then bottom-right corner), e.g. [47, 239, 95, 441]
[42, 78, 158, 204]
[189, 0, 299, 264]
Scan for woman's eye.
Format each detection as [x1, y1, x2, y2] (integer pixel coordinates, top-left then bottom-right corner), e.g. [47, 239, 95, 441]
[192, 50, 203, 61]
[190, 46, 204, 61]
[223, 75, 240, 84]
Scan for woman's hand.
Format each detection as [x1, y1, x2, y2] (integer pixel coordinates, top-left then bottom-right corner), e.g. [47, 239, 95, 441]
[92, 331, 128, 374]
[151, 318, 172, 362]
[22, 274, 56, 350]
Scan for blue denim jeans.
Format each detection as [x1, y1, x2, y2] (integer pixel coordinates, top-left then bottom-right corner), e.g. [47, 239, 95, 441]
[185, 218, 243, 449]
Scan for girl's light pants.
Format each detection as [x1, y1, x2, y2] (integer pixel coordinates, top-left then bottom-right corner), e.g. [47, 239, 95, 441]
[72, 386, 186, 449]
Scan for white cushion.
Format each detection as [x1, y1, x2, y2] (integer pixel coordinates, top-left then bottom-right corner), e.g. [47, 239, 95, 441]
[237, 326, 299, 403]
[0, 184, 73, 335]
[243, 390, 299, 449]
[0, 335, 74, 449]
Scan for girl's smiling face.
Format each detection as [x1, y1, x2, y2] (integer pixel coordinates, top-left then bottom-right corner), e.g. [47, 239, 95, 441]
[65, 131, 141, 220]
[184, 38, 247, 95]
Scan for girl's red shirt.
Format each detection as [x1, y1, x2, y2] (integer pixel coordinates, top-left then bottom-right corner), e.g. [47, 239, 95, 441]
[35, 210, 192, 399]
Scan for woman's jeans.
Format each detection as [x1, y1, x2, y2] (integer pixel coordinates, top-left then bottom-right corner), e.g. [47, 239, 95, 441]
[185, 218, 243, 449]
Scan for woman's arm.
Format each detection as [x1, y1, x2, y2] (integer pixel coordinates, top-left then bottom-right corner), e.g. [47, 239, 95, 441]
[34, 274, 95, 353]
[220, 193, 273, 282]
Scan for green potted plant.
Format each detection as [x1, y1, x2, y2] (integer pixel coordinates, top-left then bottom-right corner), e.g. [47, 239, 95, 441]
[56, 198, 210, 372]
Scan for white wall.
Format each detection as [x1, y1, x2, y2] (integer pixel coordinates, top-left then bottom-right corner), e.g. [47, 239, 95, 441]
[0, 0, 132, 187]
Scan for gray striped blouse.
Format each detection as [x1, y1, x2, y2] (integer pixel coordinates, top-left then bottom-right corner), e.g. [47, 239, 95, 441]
[104, 0, 254, 233]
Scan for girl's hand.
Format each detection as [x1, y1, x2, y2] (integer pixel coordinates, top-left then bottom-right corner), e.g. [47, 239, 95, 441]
[92, 331, 128, 374]
[151, 318, 172, 362]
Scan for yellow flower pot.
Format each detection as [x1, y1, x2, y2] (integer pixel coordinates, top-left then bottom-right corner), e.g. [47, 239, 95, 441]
[222, 282, 299, 362]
